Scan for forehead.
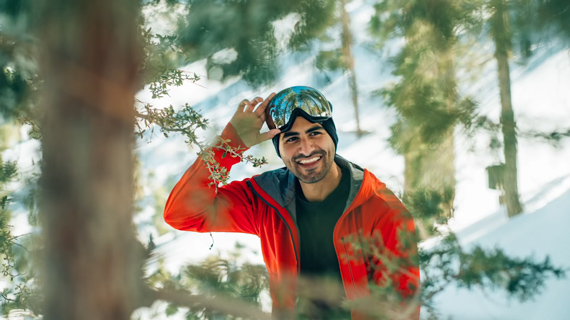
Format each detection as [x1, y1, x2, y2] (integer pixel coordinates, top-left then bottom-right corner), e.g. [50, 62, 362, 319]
[281, 116, 323, 135]
[289, 116, 322, 131]
[280, 116, 326, 141]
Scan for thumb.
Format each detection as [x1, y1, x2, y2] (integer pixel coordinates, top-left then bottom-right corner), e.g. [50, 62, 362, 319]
[260, 129, 281, 142]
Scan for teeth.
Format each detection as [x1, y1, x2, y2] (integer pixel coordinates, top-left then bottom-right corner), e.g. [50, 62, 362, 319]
[298, 156, 321, 164]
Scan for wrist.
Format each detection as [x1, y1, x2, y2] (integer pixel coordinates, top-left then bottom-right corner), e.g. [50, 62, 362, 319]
[222, 122, 249, 151]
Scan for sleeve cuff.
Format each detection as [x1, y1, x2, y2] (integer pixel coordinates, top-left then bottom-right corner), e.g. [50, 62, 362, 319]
[220, 122, 249, 151]
[211, 123, 249, 168]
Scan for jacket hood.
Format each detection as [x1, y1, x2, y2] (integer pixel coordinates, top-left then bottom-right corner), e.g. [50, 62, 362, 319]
[252, 155, 379, 221]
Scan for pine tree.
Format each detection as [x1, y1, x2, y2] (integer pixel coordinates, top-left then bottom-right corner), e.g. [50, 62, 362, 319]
[372, 0, 479, 237]
[340, 0, 363, 136]
[37, 0, 144, 318]
[313, 0, 364, 136]
[489, 0, 524, 217]
[175, 0, 336, 87]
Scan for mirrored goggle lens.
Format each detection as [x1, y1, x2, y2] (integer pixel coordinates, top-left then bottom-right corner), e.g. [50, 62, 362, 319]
[267, 86, 332, 129]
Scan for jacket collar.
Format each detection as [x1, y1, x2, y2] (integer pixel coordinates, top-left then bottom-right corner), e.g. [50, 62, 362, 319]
[252, 155, 368, 220]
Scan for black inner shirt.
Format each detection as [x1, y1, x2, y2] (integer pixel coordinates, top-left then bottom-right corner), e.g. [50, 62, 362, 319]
[296, 165, 351, 318]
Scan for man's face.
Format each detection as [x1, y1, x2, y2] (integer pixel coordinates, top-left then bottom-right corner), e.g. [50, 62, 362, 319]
[279, 116, 335, 184]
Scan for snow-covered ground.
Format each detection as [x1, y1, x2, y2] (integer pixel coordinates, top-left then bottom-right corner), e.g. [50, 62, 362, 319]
[435, 176, 570, 319]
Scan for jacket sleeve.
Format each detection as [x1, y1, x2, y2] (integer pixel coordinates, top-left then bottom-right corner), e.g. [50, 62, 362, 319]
[370, 192, 420, 319]
[163, 123, 260, 235]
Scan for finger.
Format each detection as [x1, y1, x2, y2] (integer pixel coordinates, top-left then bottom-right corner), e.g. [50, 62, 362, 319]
[254, 92, 276, 116]
[238, 99, 250, 112]
[259, 128, 281, 142]
[245, 97, 262, 113]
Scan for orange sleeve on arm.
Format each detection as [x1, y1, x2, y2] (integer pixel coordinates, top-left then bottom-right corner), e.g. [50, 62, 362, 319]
[163, 123, 260, 235]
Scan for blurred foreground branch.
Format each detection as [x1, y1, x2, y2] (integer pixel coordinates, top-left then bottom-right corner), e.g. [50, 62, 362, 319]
[134, 103, 268, 186]
[151, 288, 271, 320]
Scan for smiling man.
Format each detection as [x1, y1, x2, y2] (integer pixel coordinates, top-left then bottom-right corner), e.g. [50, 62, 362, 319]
[280, 117, 338, 190]
[164, 86, 420, 319]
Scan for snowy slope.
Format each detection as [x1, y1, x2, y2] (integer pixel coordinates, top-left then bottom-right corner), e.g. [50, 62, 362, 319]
[434, 180, 570, 320]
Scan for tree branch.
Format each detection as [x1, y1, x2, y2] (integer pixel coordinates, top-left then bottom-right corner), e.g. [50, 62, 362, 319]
[149, 288, 271, 320]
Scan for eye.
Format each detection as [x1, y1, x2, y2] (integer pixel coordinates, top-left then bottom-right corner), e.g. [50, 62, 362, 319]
[285, 136, 298, 143]
[309, 131, 322, 136]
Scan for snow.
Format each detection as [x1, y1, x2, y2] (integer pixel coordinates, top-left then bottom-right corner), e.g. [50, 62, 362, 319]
[435, 183, 570, 319]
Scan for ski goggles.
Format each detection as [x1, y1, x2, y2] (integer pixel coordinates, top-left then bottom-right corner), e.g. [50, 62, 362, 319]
[265, 86, 332, 131]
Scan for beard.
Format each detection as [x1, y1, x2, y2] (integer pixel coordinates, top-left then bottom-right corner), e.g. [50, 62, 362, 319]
[287, 150, 334, 184]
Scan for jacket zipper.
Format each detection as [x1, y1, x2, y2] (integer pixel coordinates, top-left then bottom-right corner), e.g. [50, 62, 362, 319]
[341, 237, 357, 293]
[247, 181, 300, 275]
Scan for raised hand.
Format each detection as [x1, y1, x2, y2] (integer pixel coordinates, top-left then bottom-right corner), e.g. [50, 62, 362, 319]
[229, 92, 280, 148]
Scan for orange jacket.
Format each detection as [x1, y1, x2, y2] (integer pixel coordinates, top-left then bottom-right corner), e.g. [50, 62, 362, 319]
[164, 124, 420, 319]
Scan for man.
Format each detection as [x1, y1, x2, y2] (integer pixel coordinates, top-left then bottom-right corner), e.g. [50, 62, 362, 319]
[164, 86, 420, 319]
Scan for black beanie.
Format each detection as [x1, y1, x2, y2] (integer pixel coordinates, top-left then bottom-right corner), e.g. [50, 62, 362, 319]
[272, 115, 338, 158]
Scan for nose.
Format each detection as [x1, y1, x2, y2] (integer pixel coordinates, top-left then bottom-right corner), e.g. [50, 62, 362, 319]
[297, 137, 316, 157]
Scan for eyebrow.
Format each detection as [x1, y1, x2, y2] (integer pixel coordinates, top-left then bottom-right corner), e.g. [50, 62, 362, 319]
[281, 125, 324, 140]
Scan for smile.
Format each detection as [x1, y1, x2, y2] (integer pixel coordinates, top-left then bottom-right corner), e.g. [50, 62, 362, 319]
[296, 156, 322, 166]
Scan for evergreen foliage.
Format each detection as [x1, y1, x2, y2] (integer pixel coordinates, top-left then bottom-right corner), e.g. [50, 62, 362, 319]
[373, 0, 479, 150]
[175, 0, 335, 86]
[0, 0, 38, 122]
[313, 0, 364, 135]
[418, 233, 566, 318]
[0, 158, 38, 315]
[286, 0, 337, 51]
[143, 244, 270, 319]
[371, 0, 570, 219]
[535, 0, 570, 42]
[0, 3, 38, 309]
[371, 0, 481, 238]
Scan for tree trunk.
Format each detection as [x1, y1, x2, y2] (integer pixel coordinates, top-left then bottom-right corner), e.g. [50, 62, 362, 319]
[38, 0, 143, 319]
[491, 0, 524, 217]
[340, 0, 363, 136]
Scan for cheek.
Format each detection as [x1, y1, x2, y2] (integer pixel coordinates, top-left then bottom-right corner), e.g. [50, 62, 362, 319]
[320, 139, 335, 154]
[279, 149, 294, 165]
[280, 144, 295, 159]
[278, 142, 287, 156]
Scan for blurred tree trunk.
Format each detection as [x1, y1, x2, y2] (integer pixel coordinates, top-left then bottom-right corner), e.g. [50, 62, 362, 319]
[491, 0, 524, 217]
[404, 120, 455, 239]
[340, 0, 363, 136]
[439, 54, 458, 222]
[400, 5, 458, 238]
[38, 0, 142, 319]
